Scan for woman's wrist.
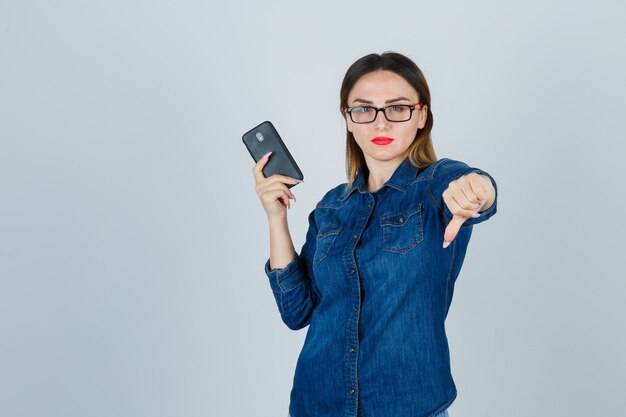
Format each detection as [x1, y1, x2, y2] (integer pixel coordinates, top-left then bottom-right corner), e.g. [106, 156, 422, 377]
[267, 213, 289, 227]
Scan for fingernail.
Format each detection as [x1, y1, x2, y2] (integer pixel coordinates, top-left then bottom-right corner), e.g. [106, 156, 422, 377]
[292, 193, 296, 202]
[293, 179, 304, 183]
[471, 212, 481, 218]
[262, 151, 272, 159]
[479, 199, 486, 205]
[443, 240, 451, 249]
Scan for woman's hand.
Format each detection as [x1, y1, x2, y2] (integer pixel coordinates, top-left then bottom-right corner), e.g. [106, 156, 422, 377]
[253, 152, 300, 219]
[442, 173, 495, 248]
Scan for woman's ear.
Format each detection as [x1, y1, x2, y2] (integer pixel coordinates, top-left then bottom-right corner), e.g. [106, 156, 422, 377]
[344, 111, 353, 133]
[417, 105, 428, 129]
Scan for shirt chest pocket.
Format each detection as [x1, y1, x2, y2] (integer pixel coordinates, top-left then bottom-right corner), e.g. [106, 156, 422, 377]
[380, 203, 424, 254]
[313, 224, 343, 270]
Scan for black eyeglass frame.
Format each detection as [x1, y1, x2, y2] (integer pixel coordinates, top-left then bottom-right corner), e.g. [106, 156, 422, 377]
[345, 102, 425, 124]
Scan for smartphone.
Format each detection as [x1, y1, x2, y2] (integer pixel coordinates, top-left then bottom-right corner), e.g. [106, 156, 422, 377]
[242, 121, 304, 188]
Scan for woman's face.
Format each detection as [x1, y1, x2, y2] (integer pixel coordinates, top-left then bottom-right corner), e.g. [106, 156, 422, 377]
[345, 70, 428, 167]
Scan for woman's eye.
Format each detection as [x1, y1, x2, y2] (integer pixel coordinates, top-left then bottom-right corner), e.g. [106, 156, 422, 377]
[354, 107, 372, 113]
[389, 106, 403, 112]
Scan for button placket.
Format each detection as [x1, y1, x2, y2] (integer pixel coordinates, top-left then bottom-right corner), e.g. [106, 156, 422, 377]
[344, 194, 374, 414]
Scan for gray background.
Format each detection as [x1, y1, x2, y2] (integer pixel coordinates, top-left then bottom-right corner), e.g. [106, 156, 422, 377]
[1, 1, 625, 416]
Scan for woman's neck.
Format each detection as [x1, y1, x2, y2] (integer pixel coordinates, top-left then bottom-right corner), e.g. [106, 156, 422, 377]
[364, 156, 405, 193]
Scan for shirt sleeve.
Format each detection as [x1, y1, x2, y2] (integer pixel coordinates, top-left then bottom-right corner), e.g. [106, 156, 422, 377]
[264, 208, 320, 331]
[428, 158, 498, 228]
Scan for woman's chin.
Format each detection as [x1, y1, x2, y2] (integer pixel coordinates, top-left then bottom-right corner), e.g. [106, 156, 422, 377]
[369, 150, 403, 162]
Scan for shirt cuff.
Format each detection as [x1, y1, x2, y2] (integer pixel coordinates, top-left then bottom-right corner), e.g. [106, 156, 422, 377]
[264, 254, 308, 293]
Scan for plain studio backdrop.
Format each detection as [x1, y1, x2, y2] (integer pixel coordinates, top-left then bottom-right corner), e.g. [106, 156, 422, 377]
[1, 1, 625, 416]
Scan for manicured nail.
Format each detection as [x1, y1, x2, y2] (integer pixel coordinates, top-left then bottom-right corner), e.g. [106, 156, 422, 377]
[291, 193, 296, 202]
[471, 212, 481, 218]
[262, 151, 272, 159]
[443, 240, 451, 249]
[479, 199, 486, 205]
[293, 179, 304, 183]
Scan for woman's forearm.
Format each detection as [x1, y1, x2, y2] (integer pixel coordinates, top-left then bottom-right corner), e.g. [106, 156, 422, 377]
[268, 214, 297, 270]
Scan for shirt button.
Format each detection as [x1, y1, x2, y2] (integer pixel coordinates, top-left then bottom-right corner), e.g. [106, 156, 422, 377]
[367, 203, 372, 208]
[399, 217, 404, 223]
[353, 306, 357, 312]
[349, 269, 355, 274]
[349, 388, 355, 394]
[349, 347, 355, 353]
[352, 233, 358, 239]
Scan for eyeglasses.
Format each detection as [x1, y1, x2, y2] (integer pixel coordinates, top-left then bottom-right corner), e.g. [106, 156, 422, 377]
[345, 103, 424, 124]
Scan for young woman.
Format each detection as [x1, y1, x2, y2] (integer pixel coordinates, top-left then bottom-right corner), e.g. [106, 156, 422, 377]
[252, 52, 498, 417]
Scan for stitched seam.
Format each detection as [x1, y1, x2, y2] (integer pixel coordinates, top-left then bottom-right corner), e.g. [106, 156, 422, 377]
[313, 233, 340, 270]
[273, 272, 286, 291]
[431, 158, 450, 177]
[281, 279, 307, 293]
[428, 391, 456, 417]
[385, 183, 406, 192]
[317, 203, 348, 209]
[428, 178, 445, 217]
[428, 159, 451, 216]
[338, 187, 356, 201]
[410, 176, 431, 184]
[410, 162, 438, 185]
[317, 197, 351, 208]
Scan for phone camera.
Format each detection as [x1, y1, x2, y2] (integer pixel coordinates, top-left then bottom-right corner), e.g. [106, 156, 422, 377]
[255, 132, 264, 142]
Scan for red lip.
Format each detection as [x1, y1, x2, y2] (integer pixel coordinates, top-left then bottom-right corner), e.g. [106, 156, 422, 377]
[371, 136, 394, 145]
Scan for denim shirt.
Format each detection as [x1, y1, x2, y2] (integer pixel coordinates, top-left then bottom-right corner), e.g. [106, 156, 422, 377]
[264, 157, 498, 417]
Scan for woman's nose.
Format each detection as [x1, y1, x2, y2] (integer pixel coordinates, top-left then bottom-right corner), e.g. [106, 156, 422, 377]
[374, 110, 389, 129]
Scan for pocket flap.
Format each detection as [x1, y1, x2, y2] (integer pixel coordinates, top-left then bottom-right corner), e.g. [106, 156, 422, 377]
[316, 224, 343, 239]
[380, 203, 422, 227]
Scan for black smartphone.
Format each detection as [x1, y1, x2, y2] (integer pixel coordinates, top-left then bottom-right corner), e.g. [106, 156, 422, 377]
[242, 121, 304, 188]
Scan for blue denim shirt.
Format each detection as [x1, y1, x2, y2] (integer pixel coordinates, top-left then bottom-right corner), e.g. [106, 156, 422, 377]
[264, 157, 498, 417]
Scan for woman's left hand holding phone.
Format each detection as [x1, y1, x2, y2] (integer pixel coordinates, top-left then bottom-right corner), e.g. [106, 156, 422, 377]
[253, 151, 301, 220]
[253, 151, 303, 270]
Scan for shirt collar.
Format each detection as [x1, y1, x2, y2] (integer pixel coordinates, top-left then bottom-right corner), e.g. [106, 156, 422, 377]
[339, 157, 419, 201]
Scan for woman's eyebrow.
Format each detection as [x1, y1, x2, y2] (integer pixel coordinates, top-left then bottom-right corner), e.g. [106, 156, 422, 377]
[352, 98, 374, 104]
[352, 96, 413, 104]
[385, 96, 412, 103]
